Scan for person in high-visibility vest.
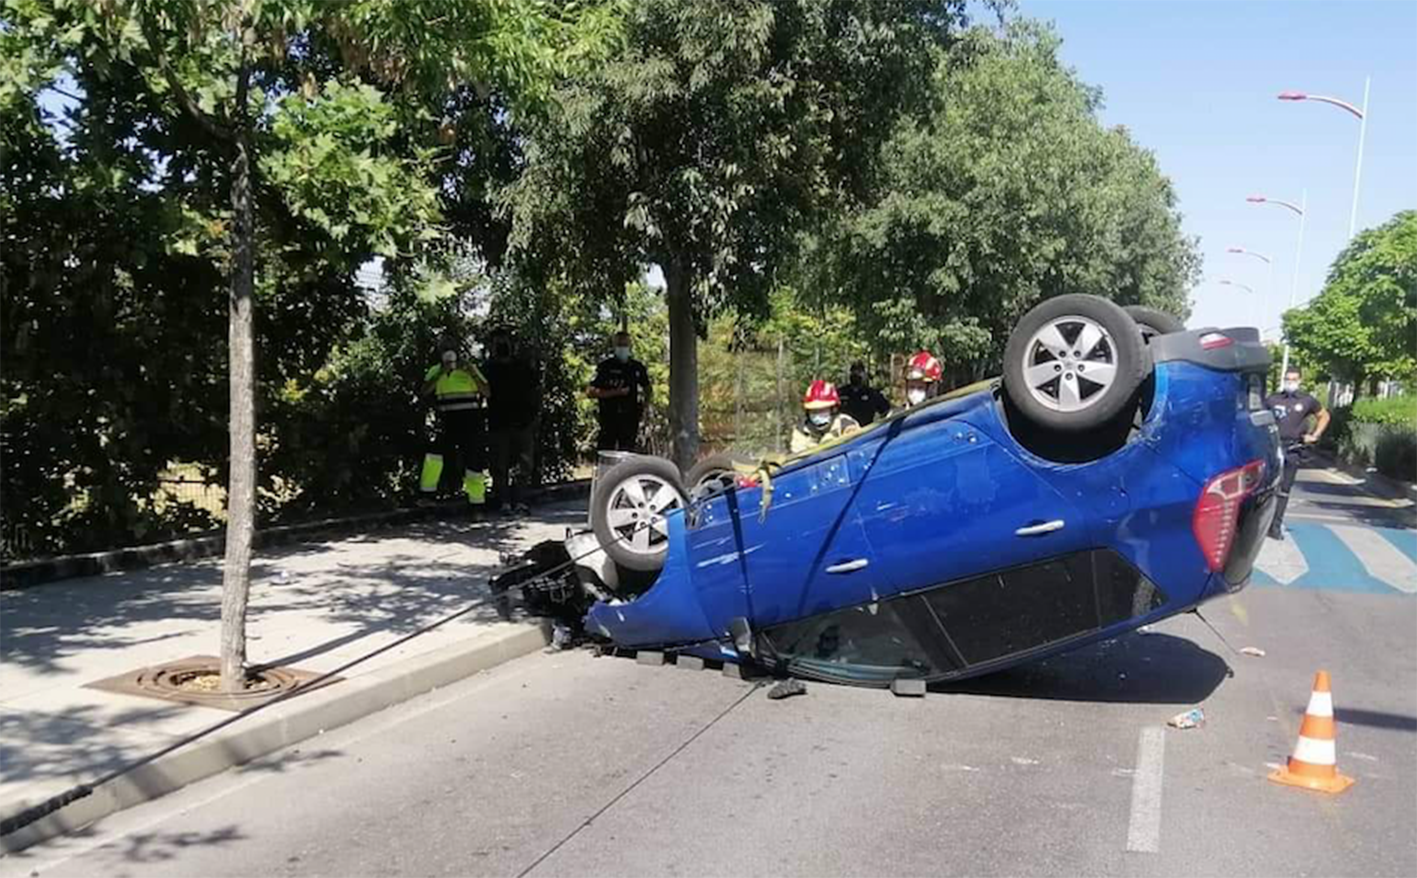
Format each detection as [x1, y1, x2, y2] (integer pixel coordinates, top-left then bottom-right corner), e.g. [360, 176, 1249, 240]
[420, 346, 491, 506]
[790, 380, 860, 454]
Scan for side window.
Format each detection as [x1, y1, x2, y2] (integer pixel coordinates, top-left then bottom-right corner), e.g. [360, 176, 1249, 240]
[761, 597, 959, 684]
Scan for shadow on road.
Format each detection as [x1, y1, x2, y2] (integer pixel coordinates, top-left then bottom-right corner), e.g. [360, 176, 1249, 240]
[933, 632, 1231, 705]
[1289, 705, 1417, 733]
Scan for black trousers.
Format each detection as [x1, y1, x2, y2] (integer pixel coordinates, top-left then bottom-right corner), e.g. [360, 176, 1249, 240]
[437, 409, 486, 484]
[596, 419, 640, 452]
[1270, 445, 1305, 534]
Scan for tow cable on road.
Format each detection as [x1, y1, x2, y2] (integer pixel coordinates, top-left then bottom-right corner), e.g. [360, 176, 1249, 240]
[0, 518, 665, 840]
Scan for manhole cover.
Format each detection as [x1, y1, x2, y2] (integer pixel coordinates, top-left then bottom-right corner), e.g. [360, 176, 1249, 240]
[86, 655, 336, 711]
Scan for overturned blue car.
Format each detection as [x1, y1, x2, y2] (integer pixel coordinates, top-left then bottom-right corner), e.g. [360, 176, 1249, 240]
[495, 295, 1280, 687]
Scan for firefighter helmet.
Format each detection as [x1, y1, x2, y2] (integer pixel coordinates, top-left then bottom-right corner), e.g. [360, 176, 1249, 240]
[905, 351, 942, 383]
[803, 379, 841, 410]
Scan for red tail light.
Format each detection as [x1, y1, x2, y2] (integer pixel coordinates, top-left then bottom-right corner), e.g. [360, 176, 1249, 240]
[1192, 460, 1266, 571]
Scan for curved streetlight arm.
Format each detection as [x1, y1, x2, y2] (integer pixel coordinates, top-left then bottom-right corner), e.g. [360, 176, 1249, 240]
[1247, 195, 1304, 216]
[1226, 247, 1272, 264]
[1278, 91, 1364, 119]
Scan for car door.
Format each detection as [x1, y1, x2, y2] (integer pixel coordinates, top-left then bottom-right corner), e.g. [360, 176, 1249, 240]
[728, 450, 885, 631]
[852, 412, 1089, 597]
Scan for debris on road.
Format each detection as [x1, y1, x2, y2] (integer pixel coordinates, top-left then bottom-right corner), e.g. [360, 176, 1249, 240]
[767, 678, 807, 700]
[1168, 707, 1206, 729]
[1240, 646, 1266, 657]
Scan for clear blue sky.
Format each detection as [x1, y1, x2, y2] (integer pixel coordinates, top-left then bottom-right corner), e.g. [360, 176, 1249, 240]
[1024, 0, 1417, 337]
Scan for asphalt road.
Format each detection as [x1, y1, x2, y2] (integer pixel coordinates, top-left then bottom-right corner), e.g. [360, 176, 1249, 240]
[4, 464, 1415, 878]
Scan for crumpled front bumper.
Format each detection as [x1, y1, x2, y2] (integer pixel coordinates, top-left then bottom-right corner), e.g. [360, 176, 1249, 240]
[583, 513, 720, 649]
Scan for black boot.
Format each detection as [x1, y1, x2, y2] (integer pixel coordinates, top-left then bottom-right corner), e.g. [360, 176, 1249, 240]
[1268, 494, 1289, 540]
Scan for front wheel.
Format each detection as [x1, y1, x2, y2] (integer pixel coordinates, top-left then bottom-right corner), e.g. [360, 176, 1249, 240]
[1002, 294, 1150, 434]
[684, 453, 757, 503]
[1122, 305, 1185, 344]
[589, 456, 688, 573]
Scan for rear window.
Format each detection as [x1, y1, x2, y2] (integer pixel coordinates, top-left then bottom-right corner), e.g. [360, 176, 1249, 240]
[1246, 373, 1264, 411]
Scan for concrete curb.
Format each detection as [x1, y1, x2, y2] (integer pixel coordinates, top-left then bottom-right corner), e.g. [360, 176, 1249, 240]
[0, 621, 552, 853]
[1, 481, 591, 591]
[1310, 450, 1417, 504]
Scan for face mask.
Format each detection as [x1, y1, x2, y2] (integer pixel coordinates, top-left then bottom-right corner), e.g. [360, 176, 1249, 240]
[906, 388, 926, 406]
[808, 411, 832, 428]
[1282, 380, 1300, 394]
[442, 352, 457, 368]
[614, 346, 631, 362]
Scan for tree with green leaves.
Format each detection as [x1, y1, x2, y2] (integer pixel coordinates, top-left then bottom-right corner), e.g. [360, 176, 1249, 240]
[1283, 210, 1417, 397]
[804, 21, 1200, 385]
[504, 0, 975, 470]
[2, 0, 621, 690]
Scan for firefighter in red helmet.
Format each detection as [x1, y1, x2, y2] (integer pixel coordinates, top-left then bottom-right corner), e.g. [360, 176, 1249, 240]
[791, 379, 861, 454]
[903, 350, 942, 408]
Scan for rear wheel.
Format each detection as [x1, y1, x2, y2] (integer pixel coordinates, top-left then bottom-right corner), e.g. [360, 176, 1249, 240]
[1123, 305, 1185, 344]
[1002, 294, 1149, 434]
[685, 453, 756, 503]
[590, 456, 688, 572]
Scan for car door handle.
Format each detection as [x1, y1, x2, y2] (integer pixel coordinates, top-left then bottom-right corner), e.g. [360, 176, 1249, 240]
[825, 559, 870, 574]
[1015, 520, 1065, 537]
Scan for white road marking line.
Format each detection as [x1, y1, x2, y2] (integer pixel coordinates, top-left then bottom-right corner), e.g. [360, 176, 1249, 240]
[1254, 530, 1309, 585]
[1328, 525, 1417, 593]
[1125, 726, 1165, 854]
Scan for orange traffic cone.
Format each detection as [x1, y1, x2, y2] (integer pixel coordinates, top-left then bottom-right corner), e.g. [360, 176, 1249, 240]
[1268, 670, 1355, 795]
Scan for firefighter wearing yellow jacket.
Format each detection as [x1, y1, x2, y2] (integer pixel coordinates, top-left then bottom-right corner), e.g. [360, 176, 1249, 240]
[420, 347, 491, 505]
[790, 380, 861, 454]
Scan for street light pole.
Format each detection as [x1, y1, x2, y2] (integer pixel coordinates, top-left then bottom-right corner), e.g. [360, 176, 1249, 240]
[1349, 77, 1370, 239]
[1283, 190, 1308, 377]
[1278, 83, 1370, 239]
[1218, 279, 1258, 330]
[1226, 247, 1272, 331]
[1246, 193, 1307, 376]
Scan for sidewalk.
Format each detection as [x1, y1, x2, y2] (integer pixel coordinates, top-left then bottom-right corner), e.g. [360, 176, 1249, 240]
[0, 500, 586, 851]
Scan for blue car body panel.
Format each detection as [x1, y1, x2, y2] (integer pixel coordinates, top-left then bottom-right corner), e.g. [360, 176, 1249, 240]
[585, 344, 1279, 684]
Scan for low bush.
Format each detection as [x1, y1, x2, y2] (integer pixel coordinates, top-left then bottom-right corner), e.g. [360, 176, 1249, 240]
[1352, 395, 1417, 428]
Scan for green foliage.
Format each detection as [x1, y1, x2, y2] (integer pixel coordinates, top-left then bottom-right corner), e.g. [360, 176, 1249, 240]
[806, 21, 1199, 377]
[1284, 210, 1417, 392]
[506, 0, 970, 308]
[1, 0, 626, 559]
[1352, 395, 1417, 428]
[1373, 428, 1417, 483]
[262, 80, 442, 257]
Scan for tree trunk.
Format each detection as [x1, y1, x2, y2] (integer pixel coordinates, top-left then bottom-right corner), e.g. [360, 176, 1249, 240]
[664, 260, 699, 472]
[220, 126, 256, 693]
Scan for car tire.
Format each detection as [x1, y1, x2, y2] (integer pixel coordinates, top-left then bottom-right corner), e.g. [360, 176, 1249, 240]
[684, 453, 756, 503]
[1122, 305, 1185, 344]
[1002, 294, 1149, 434]
[590, 456, 689, 573]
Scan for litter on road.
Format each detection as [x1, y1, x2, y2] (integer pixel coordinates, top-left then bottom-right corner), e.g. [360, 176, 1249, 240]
[767, 679, 807, 700]
[1240, 646, 1266, 657]
[1168, 707, 1206, 729]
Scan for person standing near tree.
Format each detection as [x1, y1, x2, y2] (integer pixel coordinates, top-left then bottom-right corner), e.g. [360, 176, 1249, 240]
[1264, 366, 1330, 540]
[840, 361, 890, 427]
[484, 327, 541, 514]
[587, 330, 651, 452]
[420, 344, 491, 508]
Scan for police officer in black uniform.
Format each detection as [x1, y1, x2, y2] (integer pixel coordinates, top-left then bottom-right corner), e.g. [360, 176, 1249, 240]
[587, 330, 652, 451]
[1264, 366, 1331, 540]
[839, 361, 890, 427]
